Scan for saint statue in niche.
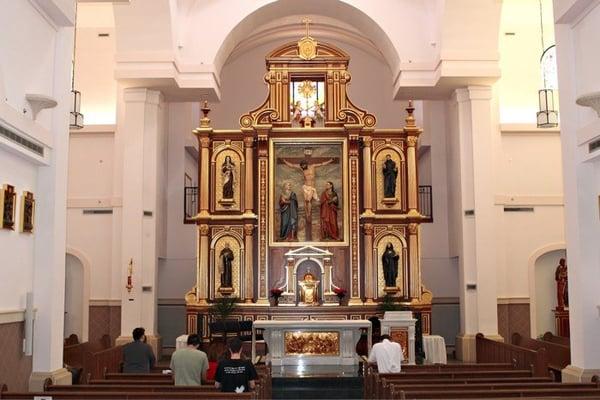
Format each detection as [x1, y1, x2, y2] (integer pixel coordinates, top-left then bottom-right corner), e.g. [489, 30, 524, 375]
[219, 243, 234, 288]
[555, 258, 568, 310]
[382, 154, 398, 198]
[382, 243, 400, 288]
[299, 272, 319, 305]
[221, 156, 235, 199]
[279, 181, 298, 241]
[319, 181, 339, 240]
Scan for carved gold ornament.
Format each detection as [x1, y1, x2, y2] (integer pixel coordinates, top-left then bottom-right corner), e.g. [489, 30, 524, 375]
[284, 331, 339, 355]
[298, 17, 317, 60]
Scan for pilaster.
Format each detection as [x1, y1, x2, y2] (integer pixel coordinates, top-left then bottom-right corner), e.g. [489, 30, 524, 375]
[450, 86, 500, 360]
[118, 88, 165, 352]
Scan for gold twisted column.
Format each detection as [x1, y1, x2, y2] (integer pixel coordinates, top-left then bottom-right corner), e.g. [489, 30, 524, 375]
[403, 101, 421, 217]
[362, 137, 374, 214]
[243, 136, 254, 213]
[406, 136, 419, 216]
[199, 137, 211, 215]
[408, 223, 420, 300]
[363, 223, 376, 303]
[243, 223, 254, 303]
[196, 224, 210, 305]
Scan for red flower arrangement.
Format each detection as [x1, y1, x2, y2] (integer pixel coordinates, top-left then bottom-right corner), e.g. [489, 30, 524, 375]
[333, 287, 347, 298]
[270, 288, 283, 298]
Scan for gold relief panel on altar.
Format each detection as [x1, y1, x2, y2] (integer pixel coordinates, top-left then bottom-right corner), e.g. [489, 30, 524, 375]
[212, 143, 244, 212]
[269, 138, 348, 247]
[211, 234, 242, 298]
[373, 144, 405, 211]
[375, 233, 408, 298]
[284, 331, 339, 355]
[389, 328, 409, 361]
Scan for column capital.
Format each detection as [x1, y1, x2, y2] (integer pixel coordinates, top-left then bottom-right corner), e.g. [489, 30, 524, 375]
[243, 136, 255, 148]
[123, 88, 163, 105]
[243, 223, 255, 236]
[363, 223, 374, 235]
[199, 136, 211, 148]
[408, 223, 419, 235]
[406, 136, 418, 148]
[454, 86, 493, 103]
[199, 224, 210, 236]
[362, 136, 373, 148]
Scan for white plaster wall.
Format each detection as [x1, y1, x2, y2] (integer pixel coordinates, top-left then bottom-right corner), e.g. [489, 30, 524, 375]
[0, 1, 57, 131]
[534, 249, 565, 336]
[160, 102, 199, 300]
[420, 100, 457, 299]
[497, 0, 557, 123]
[0, 151, 37, 310]
[74, 27, 117, 125]
[66, 131, 115, 300]
[500, 132, 563, 195]
[211, 38, 405, 129]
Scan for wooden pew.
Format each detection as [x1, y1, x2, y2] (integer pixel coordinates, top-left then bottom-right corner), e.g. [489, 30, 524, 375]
[0, 391, 257, 399]
[84, 345, 124, 381]
[384, 381, 599, 400]
[543, 331, 570, 347]
[104, 372, 173, 381]
[63, 334, 111, 370]
[512, 332, 571, 379]
[476, 332, 549, 377]
[367, 368, 536, 399]
[391, 386, 600, 399]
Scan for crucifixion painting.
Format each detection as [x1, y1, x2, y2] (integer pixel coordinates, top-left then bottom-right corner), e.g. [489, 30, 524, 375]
[273, 143, 343, 243]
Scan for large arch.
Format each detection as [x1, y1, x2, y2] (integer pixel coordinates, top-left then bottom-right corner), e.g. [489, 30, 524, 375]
[212, 0, 401, 78]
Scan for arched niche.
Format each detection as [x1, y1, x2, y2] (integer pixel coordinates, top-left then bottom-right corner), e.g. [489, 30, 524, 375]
[210, 231, 244, 299]
[65, 248, 91, 342]
[373, 231, 408, 298]
[372, 144, 406, 211]
[211, 142, 245, 212]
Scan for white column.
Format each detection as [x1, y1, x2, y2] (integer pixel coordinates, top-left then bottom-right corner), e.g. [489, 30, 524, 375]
[554, 15, 600, 382]
[116, 88, 165, 356]
[29, 26, 74, 389]
[449, 86, 500, 361]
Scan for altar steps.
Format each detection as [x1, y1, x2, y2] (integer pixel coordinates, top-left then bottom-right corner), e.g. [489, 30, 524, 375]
[271, 376, 363, 399]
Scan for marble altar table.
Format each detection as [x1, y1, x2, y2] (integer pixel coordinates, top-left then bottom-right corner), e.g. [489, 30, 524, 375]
[252, 320, 371, 366]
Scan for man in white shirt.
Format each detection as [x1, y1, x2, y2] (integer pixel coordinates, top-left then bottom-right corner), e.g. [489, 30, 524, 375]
[367, 334, 403, 373]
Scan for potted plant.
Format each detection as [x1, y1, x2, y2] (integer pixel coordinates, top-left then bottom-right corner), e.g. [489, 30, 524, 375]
[270, 288, 283, 306]
[333, 287, 347, 305]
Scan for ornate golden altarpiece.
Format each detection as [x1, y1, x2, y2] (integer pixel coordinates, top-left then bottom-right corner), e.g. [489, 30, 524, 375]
[185, 33, 432, 339]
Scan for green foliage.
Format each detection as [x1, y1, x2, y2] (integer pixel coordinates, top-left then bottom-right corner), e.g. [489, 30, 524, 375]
[379, 294, 398, 312]
[210, 297, 239, 321]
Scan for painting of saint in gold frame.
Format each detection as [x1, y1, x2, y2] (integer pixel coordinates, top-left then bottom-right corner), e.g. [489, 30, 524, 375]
[269, 139, 348, 246]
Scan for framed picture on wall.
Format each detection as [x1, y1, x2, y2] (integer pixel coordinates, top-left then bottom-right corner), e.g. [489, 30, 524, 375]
[20, 191, 35, 233]
[1, 184, 17, 230]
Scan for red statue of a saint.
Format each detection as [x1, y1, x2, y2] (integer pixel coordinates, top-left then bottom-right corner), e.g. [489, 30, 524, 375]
[555, 258, 568, 310]
[319, 181, 339, 240]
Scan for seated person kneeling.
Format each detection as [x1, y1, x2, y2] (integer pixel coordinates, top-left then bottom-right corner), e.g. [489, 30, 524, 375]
[215, 337, 258, 393]
[170, 333, 209, 385]
[122, 327, 156, 373]
[367, 334, 402, 373]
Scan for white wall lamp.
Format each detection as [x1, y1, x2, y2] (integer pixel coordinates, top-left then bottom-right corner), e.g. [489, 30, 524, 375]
[69, 3, 83, 130]
[536, 0, 558, 128]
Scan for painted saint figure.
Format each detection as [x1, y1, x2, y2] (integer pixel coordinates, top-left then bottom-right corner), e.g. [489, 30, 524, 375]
[222, 156, 235, 199]
[555, 258, 568, 310]
[382, 154, 398, 198]
[381, 243, 400, 287]
[279, 182, 298, 240]
[220, 243, 234, 288]
[319, 181, 339, 240]
[282, 157, 334, 239]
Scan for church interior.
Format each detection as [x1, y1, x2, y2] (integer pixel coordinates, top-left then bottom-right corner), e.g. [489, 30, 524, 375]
[2, 0, 600, 398]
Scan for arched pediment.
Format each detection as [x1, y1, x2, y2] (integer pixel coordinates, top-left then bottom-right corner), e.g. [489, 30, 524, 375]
[266, 41, 350, 63]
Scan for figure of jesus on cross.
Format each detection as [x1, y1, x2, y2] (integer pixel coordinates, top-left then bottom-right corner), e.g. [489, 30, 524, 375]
[282, 152, 335, 240]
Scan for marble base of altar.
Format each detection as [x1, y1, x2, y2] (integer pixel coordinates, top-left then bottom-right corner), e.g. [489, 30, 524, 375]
[252, 320, 371, 366]
[380, 311, 416, 365]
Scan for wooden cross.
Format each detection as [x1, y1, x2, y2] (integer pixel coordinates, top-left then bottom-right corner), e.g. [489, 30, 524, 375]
[302, 16, 312, 38]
